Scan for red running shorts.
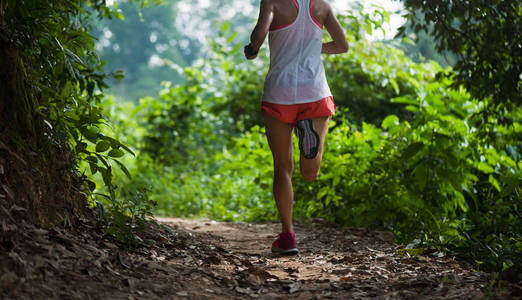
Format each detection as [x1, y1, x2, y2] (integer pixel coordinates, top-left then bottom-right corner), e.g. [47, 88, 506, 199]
[261, 96, 336, 126]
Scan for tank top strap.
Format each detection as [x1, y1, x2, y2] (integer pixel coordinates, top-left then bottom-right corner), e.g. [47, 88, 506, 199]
[296, 0, 306, 18]
[296, 0, 308, 8]
[306, 0, 323, 29]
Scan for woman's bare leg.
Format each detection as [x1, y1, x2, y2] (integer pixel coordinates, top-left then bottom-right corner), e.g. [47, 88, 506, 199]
[262, 111, 295, 233]
[299, 116, 330, 182]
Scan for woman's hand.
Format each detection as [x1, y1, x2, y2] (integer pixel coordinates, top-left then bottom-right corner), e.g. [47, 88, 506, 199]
[244, 44, 259, 60]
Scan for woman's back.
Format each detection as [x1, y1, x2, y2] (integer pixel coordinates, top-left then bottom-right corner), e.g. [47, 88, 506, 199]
[262, 0, 331, 104]
[271, 0, 330, 28]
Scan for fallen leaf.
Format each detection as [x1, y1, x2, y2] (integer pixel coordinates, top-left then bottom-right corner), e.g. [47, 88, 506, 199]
[176, 291, 189, 297]
[397, 248, 425, 256]
[235, 286, 251, 294]
[1, 184, 14, 200]
[247, 273, 263, 286]
[286, 281, 302, 293]
[10, 204, 26, 212]
[416, 256, 430, 262]
[118, 253, 131, 269]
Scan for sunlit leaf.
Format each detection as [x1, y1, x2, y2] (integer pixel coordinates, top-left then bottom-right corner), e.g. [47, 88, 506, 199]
[114, 159, 132, 179]
[96, 140, 111, 153]
[488, 175, 501, 192]
[108, 148, 125, 158]
[391, 96, 418, 106]
[381, 115, 399, 129]
[477, 162, 494, 174]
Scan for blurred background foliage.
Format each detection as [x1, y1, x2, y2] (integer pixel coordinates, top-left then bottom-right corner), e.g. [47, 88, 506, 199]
[90, 0, 259, 101]
[90, 1, 521, 278]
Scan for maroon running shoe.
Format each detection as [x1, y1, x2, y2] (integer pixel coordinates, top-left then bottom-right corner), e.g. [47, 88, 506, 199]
[271, 232, 299, 255]
[297, 118, 319, 159]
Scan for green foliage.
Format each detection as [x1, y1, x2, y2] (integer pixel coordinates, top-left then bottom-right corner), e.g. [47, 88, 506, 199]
[327, 9, 419, 126]
[0, 0, 161, 243]
[398, 1, 522, 111]
[397, 19, 457, 68]
[203, 22, 268, 134]
[102, 185, 157, 245]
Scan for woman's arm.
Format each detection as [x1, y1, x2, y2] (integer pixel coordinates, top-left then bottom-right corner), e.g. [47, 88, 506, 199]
[321, 5, 348, 54]
[245, 0, 274, 60]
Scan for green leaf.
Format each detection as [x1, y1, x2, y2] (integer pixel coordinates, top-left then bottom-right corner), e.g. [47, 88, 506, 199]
[94, 153, 110, 168]
[95, 200, 105, 219]
[82, 127, 99, 143]
[502, 261, 514, 271]
[98, 166, 112, 187]
[401, 37, 415, 45]
[391, 96, 419, 106]
[382, 115, 399, 129]
[365, 20, 372, 35]
[226, 31, 238, 43]
[86, 155, 98, 163]
[454, 191, 467, 212]
[390, 78, 399, 94]
[221, 21, 230, 32]
[86, 180, 96, 192]
[397, 248, 425, 256]
[76, 142, 87, 153]
[89, 162, 98, 175]
[96, 140, 111, 153]
[411, 163, 427, 190]
[507, 145, 520, 161]
[113, 159, 132, 179]
[108, 148, 125, 158]
[118, 143, 135, 157]
[402, 142, 424, 159]
[488, 175, 501, 192]
[477, 162, 494, 174]
[443, 228, 459, 237]
[231, 42, 243, 54]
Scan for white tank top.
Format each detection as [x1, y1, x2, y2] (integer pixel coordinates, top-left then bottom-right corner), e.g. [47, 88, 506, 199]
[262, 0, 332, 105]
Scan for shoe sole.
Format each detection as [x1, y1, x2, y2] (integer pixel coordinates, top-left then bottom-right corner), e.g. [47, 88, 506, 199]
[297, 119, 319, 159]
[271, 247, 299, 255]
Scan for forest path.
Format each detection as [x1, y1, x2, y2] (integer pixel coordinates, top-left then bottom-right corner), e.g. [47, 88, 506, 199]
[2, 216, 507, 299]
[154, 217, 488, 299]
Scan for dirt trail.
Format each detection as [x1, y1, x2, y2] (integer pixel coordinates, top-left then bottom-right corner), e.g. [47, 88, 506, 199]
[156, 218, 491, 299]
[1, 216, 518, 299]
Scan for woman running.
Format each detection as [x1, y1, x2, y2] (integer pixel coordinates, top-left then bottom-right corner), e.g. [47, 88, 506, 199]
[245, 0, 348, 255]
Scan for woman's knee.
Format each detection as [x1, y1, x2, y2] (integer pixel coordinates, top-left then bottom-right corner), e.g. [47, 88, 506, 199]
[301, 168, 319, 182]
[274, 159, 294, 176]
